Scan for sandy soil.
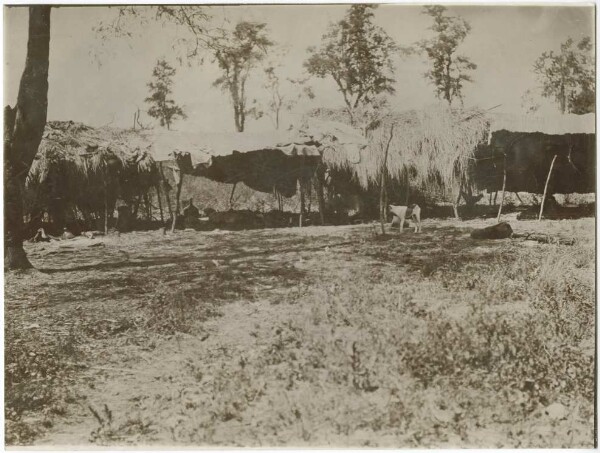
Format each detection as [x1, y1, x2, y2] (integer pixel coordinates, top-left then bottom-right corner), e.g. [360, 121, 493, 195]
[5, 215, 596, 448]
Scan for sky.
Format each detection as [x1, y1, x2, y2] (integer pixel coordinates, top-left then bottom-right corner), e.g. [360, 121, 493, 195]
[3, 4, 595, 134]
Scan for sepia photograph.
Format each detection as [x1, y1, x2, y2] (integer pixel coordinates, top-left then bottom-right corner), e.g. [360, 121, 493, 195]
[3, 2, 596, 448]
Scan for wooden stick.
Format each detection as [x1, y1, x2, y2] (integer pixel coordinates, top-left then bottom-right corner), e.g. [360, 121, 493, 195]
[155, 185, 164, 223]
[539, 154, 558, 221]
[496, 154, 507, 222]
[315, 165, 326, 225]
[379, 124, 395, 235]
[229, 182, 237, 209]
[299, 179, 305, 227]
[171, 164, 183, 233]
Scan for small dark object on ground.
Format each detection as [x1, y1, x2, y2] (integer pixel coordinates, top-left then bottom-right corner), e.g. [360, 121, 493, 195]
[471, 222, 513, 239]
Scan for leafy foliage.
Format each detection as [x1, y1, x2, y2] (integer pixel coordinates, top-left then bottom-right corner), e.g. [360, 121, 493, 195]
[211, 21, 273, 132]
[419, 5, 477, 106]
[145, 59, 187, 130]
[304, 5, 396, 125]
[94, 6, 212, 63]
[533, 36, 594, 114]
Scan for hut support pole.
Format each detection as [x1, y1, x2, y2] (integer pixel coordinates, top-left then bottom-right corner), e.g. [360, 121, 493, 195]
[155, 185, 164, 223]
[306, 183, 312, 215]
[496, 155, 507, 222]
[315, 165, 326, 225]
[229, 183, 237, 209]
[404, 170, 410, 205]
[379, 124, 395, 235]
[539, 154, 558, 221]
[514, 192, 524, 205]
[158, 165, 173, 221]
[104, 184, 109, 235]
[299, 179, 305, 227]
[170, 166, 183, 233]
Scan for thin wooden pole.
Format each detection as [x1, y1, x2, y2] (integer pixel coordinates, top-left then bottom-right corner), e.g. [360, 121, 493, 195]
[159, 165, 173, 220]
[155, 185, 164, 223]
[539, 154, 558, 221]
[103, 167, 109, 234]
[514, 192, 524, 205]
[404, 169, 410, 205]
[104, 184, 108, 235]
[229, 182, 237, 209]
[299, 179, 305, 227]
[171, 166, 183, 233]
[379, 124, 395, 235]
[143, 193, 151, 220]
[496, 154, 507, 222]
[315, 166, 326, 226]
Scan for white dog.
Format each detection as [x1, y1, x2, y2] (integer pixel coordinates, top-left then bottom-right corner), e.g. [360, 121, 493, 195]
[389, 204, 422, 233]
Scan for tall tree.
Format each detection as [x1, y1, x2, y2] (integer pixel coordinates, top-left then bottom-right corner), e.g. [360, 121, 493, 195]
[305, 5, 396, 125]
[211, 21, 273, 132]
[533, 36, 594, 114]
[145, 59, 186, 130]
[419, 5, 476, 106]
[262, 50, 314, 130]
[4, 6, 51, 270]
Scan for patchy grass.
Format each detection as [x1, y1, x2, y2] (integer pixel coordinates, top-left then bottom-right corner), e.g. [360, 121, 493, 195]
[4, 218, 595, 447]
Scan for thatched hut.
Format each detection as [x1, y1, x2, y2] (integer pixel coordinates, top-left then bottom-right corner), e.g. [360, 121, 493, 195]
[26, 121, 158, 234]
[309, 104, 491, 225]
[28, 120, 367, 233]
[473, 112, 595, 195]
[150, 121, 367, 226]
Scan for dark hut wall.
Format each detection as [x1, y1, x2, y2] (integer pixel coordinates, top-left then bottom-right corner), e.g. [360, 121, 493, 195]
[473, 130, 595, 194]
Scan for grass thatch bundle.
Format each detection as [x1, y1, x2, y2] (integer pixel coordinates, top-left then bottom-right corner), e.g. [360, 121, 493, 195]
[27, 121, 159, 223]
[309, 104, 490, 193]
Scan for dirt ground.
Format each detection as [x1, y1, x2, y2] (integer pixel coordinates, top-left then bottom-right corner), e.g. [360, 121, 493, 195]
[5, 214, 596, 447]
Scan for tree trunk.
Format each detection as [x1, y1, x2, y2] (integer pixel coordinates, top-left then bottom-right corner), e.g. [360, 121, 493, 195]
[452, 180, 462, 220]
[496, 154, 508, 222]
[539, 154, 558, 221]
[4, 6, 51, 270]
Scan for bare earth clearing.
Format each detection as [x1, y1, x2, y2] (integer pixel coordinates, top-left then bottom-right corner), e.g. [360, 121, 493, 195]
[5, 216, 595, 447]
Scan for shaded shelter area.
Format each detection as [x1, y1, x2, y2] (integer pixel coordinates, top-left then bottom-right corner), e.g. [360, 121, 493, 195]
[190, 144, 321, 197]
[473, 112, 595, 194]
[474, 131, 595, 194]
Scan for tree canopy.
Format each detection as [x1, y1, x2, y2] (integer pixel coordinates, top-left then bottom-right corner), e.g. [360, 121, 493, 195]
[211, 21, 273, 132]
[305, 5, 396, 125]
[419, 5, 477, 106]
[145, 59, 186, 130]
[533, 36, 594, 114]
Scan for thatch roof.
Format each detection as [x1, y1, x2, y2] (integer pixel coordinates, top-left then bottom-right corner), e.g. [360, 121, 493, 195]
[32, 120, 365, 200]
[308, 104, 490, 190]
[30, 121, 156, 185]
[132, 128, 321, 166]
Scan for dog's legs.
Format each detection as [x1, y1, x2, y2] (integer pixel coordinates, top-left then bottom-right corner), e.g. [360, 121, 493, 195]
[414, 212, 421, 233]
[399, 213, 405, 233]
